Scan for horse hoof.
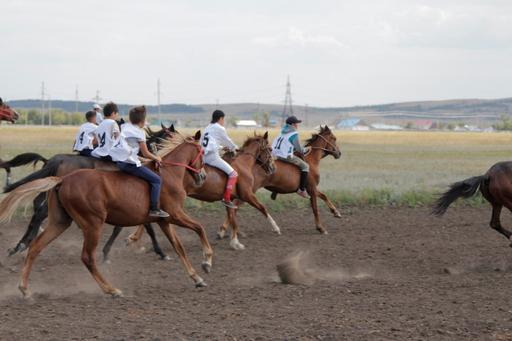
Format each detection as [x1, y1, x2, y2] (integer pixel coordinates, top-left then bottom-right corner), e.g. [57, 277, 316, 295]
[195, 279, 208, 288]
[216, 231, 226, 240]
[18, 285, 31, 299]
[103, 258, 112, 265]
[230, 240, 246, 250]
[334, 212, 342, 218]
[160, 255, 172, 261]
[317, 228, 328, 235]
[110, 289, 124, 298]
[201, 262, 212, 274]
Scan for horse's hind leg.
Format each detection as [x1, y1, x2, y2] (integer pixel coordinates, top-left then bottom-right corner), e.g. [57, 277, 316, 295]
[9, 194, 48, 256]
[144, 223, 170, 260]
[18, 218, 71, 298]
[126, 225, 144, 245]
[490, 205, 512, 243]
[157, 222, 206, 288]
[102, 226, 123, 263]
[80, 222, 123, 297]
[317, 190, 342, 218]
[227, 207, 245, 250]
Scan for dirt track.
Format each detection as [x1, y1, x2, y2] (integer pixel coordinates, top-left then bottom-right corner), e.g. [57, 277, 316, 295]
[2, 206, 512, 340]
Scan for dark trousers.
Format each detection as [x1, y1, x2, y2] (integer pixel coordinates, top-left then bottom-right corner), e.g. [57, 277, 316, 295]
[79, 149, 93, 157]
[117, 162, 162, 210]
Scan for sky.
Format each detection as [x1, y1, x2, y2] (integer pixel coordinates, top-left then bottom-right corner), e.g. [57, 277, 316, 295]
[2, 0, 512, 107]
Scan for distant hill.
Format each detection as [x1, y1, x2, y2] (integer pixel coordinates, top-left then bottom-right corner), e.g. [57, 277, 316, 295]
[7, 97, 512, 126]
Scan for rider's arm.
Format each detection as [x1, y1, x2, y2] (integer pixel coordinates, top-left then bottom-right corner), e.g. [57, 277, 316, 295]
[290, 134, 304, 157]
[218, 126, 238, 151]
[139, 142, 162, 163]
[112, 122, 120, 140]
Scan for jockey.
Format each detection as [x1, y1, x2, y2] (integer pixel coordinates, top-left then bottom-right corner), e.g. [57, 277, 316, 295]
[272, 116, 310, 198]
[201, 110, 239, 208]
[73, 111, 98, 157]
[93, 103, 104, 124]
[91, 102, 121, 161]
[110, 106, 169, 218]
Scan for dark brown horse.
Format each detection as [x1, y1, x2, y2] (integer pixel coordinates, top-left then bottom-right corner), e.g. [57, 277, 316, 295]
[0, 132, 210, 297]
[0, 99, 19, 123]
[433, 162, 512, 244]
[0, 153, 48, 188]
[218, 125, 341, 239]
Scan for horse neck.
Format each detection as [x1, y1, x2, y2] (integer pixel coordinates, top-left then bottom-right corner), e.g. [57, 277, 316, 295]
[305, 140, 324, 166]
[235, 142, 259, 168]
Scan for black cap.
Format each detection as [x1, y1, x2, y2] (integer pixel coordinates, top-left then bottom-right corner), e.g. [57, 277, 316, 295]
[286, 116, 302, 125]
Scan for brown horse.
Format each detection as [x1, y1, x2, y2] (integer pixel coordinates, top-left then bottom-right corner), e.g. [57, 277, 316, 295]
[0, 99, 19, 123]
[0, 132, 211, 297]
[218, 125, 341, 239]
[433, 162, 512, 245]
[111, 131, 277, 255]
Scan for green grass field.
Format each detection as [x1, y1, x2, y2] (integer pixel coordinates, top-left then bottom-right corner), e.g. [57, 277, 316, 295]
[1, 125, 511, 208]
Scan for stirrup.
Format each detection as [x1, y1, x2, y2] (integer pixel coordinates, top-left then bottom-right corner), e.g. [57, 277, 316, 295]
[221, 199, 238, 209]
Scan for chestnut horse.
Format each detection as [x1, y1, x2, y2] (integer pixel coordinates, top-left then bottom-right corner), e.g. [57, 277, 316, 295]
[0, 99, 19, 123]
[103, 131, 276, 259]
[433, 161, 512, 245]
[0, 132, 211, 297]
[5, 125, 174, 259]
[218, 125, 341, 238]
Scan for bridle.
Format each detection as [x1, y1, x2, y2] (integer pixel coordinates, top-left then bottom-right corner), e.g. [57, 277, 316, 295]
[160, 141, 204, 174]
[0, 106, 15, 121]
[239, 139, 274, 172]
[309, 134, 339, 156]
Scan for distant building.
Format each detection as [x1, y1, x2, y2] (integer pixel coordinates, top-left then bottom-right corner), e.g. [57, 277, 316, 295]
[336, 118, 369, 131]
[412, 120, 433, 130]
[235, 120, 260, 128]
[370, 123, 403, 131]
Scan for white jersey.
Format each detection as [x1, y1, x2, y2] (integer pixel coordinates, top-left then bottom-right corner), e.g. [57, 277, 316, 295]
[272, 131, 298, 158]
[91, 118, 120, 158]
[96, 112, 104, 124]
[201, 123, 238, 155]
[110, 123, 146, 167]
[73, 122, 97, 151]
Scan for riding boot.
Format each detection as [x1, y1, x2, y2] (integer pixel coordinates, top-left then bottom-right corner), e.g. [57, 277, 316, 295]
[222, 174, 238, 208]
[299, 171, 308, 191]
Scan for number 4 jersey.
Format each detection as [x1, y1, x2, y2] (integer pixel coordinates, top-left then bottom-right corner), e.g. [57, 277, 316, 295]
[73, 122, 98, 152]
[91, 119, 121, 158]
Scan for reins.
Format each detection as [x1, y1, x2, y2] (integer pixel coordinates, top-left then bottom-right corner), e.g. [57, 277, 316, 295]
[160, 142, 204, 174]
[309, 134, 338, 155]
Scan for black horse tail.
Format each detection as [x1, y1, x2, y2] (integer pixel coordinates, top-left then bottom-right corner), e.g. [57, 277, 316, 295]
[3, 158, 59, 193]
[0, 152, 48, 171]
[432, 175, 487, 216]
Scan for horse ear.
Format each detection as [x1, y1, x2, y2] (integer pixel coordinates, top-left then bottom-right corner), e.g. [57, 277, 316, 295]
[263, 131, 268, 140]
[194, 130, 201, 141]
[324, 125, 330, 132]
[170, 124, 176, 133]
[161, 122, 166, 130]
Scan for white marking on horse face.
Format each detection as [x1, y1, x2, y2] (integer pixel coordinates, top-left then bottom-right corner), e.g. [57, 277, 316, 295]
[267, 215, 281, 235]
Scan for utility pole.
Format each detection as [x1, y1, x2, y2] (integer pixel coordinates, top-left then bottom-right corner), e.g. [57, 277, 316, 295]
[74, 85, 79, 113]
[282, 75, 293, 124]
[48, 95, 52, 126]
[41, 81, 46, 126]
[93, 89, 102, 104]
[305, 103, 309, 127]
[157, 78, 162, 123]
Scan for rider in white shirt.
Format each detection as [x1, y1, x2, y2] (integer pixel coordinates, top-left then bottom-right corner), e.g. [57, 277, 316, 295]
[110, 106, 169, 218]
[272, 116, 310, 198]
[91, 102, 120, 162]
[201, 110, 239, 208]
[73, 111, 98, 157]
[93, 103, 104, 124]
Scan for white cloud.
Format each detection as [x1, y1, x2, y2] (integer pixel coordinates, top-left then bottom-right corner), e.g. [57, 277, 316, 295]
[253, 27, 345, 49]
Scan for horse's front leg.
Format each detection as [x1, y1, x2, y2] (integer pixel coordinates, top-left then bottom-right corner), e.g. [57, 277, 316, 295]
[310, 188, 327, 234]
[317, 190, 341, 218]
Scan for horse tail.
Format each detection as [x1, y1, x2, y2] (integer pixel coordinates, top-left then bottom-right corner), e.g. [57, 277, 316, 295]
[0, 177, 62, 224]
[432, 175, 487, 216]
[0, 152, 48, 170]
[4, 157, 59, 193]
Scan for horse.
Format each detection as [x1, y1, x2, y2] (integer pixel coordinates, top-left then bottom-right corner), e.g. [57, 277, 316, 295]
[4, 125, 175, 260]
[0, 99, 19, 123]
[0, 153, 48, 188]
[433, 161, 512, 245]
[0, 131, 210, 297]
[217, 125, 341, 237]
[102, 131, 276, 259]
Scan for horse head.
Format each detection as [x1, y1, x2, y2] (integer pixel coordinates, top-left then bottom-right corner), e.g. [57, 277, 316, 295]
[305, 125, 341, 159]
[239, 131, 276, 174]
[0, 100, 19, 123]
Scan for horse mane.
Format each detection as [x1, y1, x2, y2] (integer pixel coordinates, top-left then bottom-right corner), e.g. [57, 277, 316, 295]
[305, 125, 330, 147]
[156, 132, 194, 157]
[239, 134, 265, 152]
